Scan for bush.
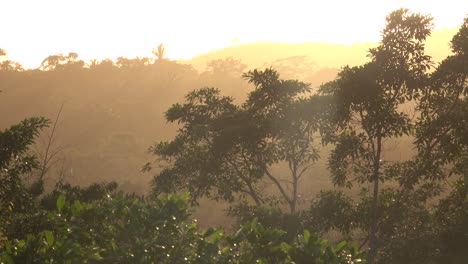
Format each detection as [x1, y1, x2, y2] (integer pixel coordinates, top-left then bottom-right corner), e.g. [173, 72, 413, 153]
[1, 193, 364, 263]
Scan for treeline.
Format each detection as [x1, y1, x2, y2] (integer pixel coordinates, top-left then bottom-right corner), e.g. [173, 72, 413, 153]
[0, 43, 331, 194]
[0, 8, 467, 263]
[0, 48, 253, 191]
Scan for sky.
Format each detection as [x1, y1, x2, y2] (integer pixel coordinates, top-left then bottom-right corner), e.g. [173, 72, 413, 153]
[1, 0, 467, 68]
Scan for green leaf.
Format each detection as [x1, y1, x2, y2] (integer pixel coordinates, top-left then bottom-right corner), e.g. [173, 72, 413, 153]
[280, 242, 292, 253]
[71, 200, 82, 216]
[44, 230, 55, 246]
[335, 241, 347, 252]
[303, 230, 311, 241]
[0, 252, 14, 264]
[111, 239, 117, 252]
[57, 194, 65, 212]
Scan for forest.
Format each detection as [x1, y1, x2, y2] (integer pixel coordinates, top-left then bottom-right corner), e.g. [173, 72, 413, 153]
[0, 9, 467, 264]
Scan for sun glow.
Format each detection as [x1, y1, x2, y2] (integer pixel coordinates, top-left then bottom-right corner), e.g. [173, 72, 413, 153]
[1, 0, 466, 68]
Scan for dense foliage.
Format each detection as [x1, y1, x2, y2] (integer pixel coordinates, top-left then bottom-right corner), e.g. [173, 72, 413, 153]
[1, 192, 365, 263]
[147, 68, 324, 214]
[0, 111, 362, 264]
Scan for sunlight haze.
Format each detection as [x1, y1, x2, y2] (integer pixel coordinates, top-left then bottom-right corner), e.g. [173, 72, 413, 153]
[1, 0, 467, 68]
[1, 2, 467, 261]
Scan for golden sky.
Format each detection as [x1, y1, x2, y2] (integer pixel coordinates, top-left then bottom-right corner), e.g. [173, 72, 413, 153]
[1, 0, 467, 68]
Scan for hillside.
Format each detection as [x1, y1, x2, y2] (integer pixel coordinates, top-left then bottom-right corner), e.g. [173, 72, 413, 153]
[184, 27, 457, 71]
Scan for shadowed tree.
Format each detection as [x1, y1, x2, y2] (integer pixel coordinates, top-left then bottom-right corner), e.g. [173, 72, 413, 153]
[115, 56, 151, 68]
[147, 68, 325, 213]
[416, 16, 467, 187]
[0, 117, 49, 215]
[39, 52, 84, 71]
[320, 9, 433, 263]
[0, 49, 23, 72]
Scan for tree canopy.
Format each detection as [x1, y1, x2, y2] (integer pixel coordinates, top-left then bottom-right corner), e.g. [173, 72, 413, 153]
[149, 68, 326, 213]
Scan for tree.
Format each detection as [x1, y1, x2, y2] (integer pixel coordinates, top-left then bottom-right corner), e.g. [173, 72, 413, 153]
[264, 56, 318, 81]
[115, 56, 151, 68]
[200, 57, 250, 100]
[148, 68, 323, 213]
[241, 68, 323, 213]
[205, 57, 247, 77]
[0, 117, 49, 215]
[416, 16, 467, 190]
[320, 9, 433, 263]
[39, 52, 84, 71]
[152, 44, 166, 60]
[0, 48, 23, 72]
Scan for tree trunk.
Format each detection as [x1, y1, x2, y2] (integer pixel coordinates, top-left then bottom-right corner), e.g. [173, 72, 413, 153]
[368, 132, 382, 264]
[264, 168, 292, 212]
[246, 181, 262, 206]
[464, 151, 468, 203]
[291, 160, 298, 214]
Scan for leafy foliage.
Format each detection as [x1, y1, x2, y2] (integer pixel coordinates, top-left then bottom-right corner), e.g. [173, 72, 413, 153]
[149, 68, 325, 213]
[416, 16, 467, 182]
[229, 201, 303, 241]
[281, 230, 365, 264]
[304, 190, 355, 238]
[1, 192, 364, 264]
[0, 117, 49, 215]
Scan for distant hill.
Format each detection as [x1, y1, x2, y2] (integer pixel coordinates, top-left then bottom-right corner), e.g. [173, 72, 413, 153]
[183, 27, 458, 72]
[184, 41, 375, 71]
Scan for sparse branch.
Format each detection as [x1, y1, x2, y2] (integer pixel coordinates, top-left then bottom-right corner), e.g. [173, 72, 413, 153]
[39, 103, 65, 181]
[297, 164, 313, 180]
[264, 167, 291, 205]
[226, 158, 263, 206]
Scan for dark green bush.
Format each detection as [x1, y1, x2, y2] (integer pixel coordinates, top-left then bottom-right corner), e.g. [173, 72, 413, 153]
[1, 193, 364, 264]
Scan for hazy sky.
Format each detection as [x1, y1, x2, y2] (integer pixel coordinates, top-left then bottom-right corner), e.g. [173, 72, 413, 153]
[1, 0, 467, 68]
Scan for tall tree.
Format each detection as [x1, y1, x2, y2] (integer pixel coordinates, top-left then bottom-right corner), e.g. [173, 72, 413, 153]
[416, 16, 467, 188]
[148, 69, 323, 213]
[320, 9, 433, 263]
